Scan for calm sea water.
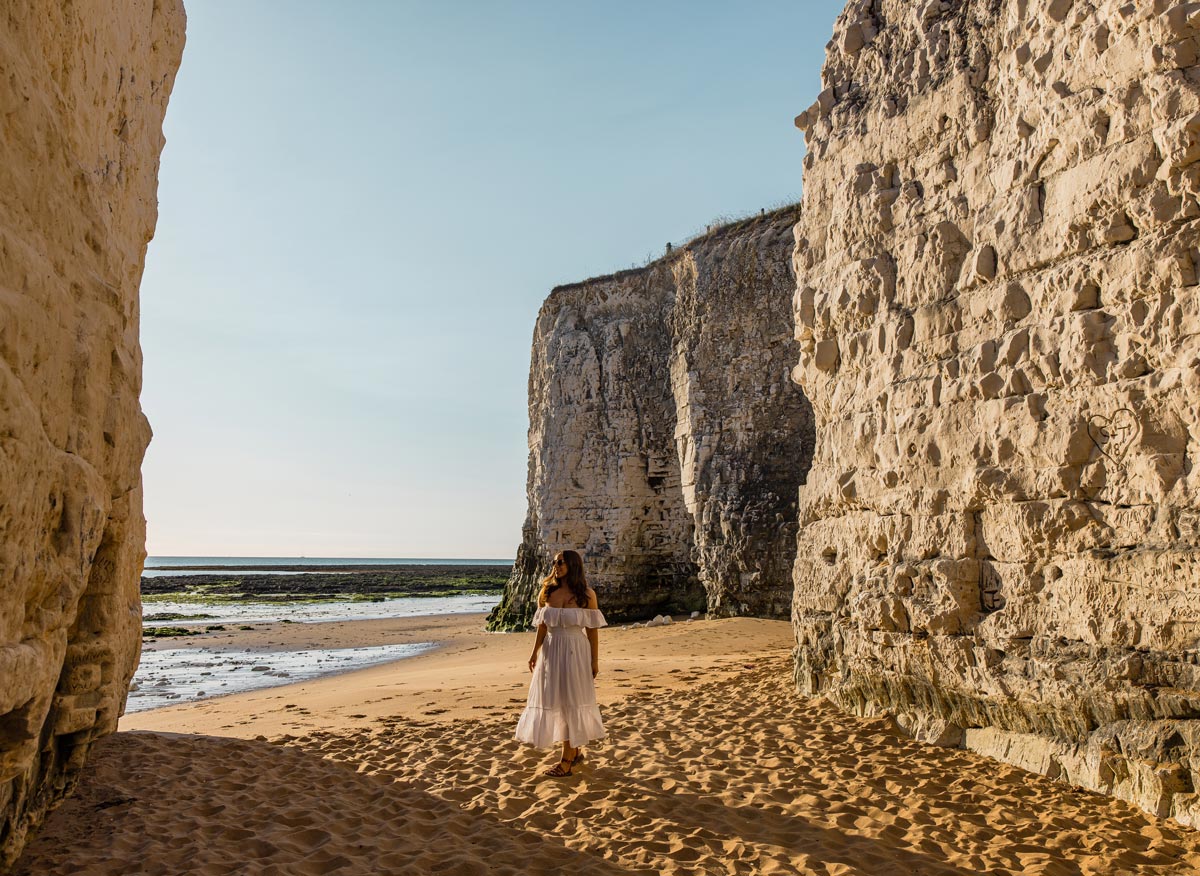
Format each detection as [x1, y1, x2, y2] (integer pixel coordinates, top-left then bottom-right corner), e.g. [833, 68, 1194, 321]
[146, 556, 513, 567]
[129, 594, 500, 711]
[141, 594, 500, 625]
[127, 643, 439, 713]
[143, 556, 514, 578]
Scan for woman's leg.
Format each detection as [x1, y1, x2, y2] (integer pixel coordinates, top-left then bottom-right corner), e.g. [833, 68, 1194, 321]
[545, 742, 578, 776]
[554, 741, 578, 769]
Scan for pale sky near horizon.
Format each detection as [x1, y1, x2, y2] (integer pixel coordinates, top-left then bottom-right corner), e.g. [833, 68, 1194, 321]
[140, 0, 846, 559]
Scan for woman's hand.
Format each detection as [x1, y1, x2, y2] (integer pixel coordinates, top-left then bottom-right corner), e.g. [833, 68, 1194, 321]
[528, 652, 538, 672]
[592, 661, 599, 678]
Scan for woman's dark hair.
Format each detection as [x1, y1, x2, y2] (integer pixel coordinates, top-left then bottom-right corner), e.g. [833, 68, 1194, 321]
[538, 549, 588, 608]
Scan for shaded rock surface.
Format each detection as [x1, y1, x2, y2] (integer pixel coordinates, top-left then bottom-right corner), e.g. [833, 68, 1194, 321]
[0, 0, 184, 864]
[791, 0, 1200, 827]
[490, 209, 814, 630]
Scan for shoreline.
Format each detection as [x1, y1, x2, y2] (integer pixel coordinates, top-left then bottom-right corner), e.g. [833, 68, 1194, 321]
[124, 612, 778, 737]
[128, 613, 481, 723]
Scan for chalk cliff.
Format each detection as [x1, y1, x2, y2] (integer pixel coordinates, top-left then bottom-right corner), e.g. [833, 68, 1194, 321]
[0, 0, 184, 864]
[489, 210, 814, 630]
[792, 0, 1200, 825]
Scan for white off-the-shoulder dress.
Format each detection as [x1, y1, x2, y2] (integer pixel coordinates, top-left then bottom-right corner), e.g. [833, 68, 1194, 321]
[515, 605, 608, 749]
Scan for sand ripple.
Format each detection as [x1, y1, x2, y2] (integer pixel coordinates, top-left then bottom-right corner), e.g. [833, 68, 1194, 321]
[16, 658, 1200, 875]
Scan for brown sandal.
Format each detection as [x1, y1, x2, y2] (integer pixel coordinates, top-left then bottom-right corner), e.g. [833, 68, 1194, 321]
[544, 757, 573, 777]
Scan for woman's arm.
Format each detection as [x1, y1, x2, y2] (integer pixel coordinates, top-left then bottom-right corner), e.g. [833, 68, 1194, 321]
[586, 589, 600, 678]
[528, 622, 547, 672]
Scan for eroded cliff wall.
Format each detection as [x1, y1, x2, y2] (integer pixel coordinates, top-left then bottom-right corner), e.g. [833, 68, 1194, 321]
[792, 0, 1200, 825]
[490, 210, 813, 629]
[0, 1, 184, 863]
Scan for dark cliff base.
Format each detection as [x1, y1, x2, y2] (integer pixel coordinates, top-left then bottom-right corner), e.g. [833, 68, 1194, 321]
[486, 544, 542, 631]
[487, 544, 706, 632]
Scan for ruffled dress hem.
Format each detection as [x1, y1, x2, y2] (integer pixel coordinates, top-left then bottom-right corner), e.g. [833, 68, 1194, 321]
[514, 704, 605, 748]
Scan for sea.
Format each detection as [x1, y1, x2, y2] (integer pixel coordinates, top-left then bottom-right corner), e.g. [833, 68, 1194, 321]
[128, 556, 510, 713]
[142, 555, 514, 576]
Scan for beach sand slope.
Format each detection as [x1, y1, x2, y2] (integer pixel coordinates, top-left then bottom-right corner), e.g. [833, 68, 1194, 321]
[14, 618, 1200, 875]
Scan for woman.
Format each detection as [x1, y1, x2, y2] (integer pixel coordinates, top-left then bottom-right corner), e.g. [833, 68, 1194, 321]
[514, 549, 606, 776]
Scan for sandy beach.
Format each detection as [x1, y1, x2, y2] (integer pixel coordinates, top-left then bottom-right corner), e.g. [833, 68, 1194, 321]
[14, 614, 1200, 875]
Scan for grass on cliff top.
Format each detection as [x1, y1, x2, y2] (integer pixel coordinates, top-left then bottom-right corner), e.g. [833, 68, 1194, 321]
[552, 200, 803, 292]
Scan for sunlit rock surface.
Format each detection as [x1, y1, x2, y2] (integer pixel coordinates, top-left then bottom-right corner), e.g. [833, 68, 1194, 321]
[791, 0, 1200, 826]
[0, 0, 184, 863]
[490, 209, 814, 629]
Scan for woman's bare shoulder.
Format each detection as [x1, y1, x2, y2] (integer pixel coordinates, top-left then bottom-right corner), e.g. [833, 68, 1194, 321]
[585, 587, 599, 609]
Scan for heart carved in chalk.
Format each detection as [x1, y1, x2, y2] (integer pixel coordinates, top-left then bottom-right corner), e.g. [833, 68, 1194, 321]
[1087, 408, 1140, 464]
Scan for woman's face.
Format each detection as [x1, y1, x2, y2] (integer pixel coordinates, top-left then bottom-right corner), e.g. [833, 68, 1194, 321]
[553, 555, 567, 579]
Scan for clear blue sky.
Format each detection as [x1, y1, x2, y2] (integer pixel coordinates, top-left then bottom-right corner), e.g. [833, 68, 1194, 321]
[140, 0, 846, 559]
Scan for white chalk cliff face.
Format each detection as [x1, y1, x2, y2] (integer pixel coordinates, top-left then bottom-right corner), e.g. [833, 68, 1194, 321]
[0, 0, 185, 864]
[792, 0, 1200, 826]
[490, 211, 814, 630]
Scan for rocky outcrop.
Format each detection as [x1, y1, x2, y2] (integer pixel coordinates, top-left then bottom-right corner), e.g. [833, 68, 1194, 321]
[791, 0, 1200, 826]
[489, 209, 814, 630]
[0, 1, 184, 864]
